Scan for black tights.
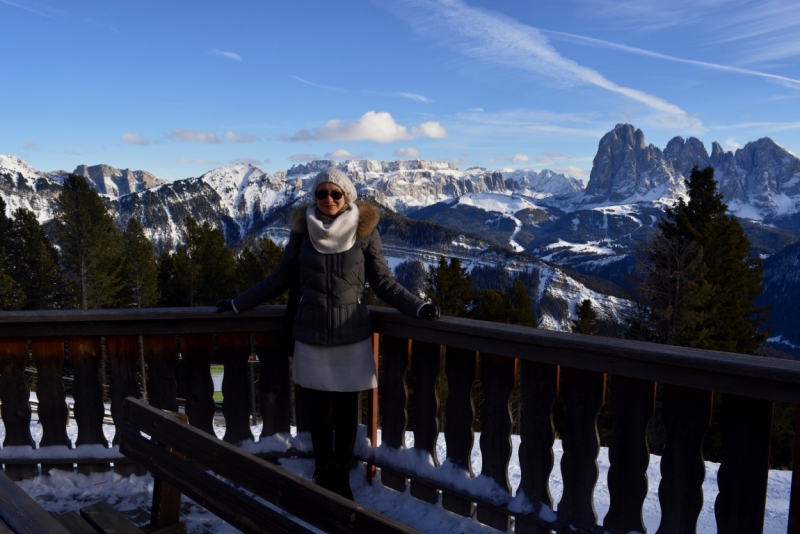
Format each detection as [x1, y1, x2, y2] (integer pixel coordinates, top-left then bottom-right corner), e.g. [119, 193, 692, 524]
[307, 388, 359, 467]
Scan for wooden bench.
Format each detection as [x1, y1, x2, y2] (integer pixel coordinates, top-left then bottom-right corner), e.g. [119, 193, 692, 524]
[120, 397, 420, 534]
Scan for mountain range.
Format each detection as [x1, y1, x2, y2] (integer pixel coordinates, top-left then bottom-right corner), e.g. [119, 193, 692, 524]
[1, 123, 798, 348]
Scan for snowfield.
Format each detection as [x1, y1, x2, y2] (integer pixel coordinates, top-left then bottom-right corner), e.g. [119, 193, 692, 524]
[0, 418, 790, 533]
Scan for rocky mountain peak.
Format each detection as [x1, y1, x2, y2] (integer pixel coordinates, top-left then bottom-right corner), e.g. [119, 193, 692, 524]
[72, 164, 167, 196]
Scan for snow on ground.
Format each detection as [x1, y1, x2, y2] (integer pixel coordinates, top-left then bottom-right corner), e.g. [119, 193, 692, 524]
[0, 418, 790, 534]
[540, 238, 616, 260]
[454, 193, 537, 216]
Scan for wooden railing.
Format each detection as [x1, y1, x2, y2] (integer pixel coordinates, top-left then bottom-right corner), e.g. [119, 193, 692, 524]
[0, 307, 798, 534]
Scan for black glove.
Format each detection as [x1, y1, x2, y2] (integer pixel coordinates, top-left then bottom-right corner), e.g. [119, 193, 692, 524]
[418, 303, 441, 320]
[216, 299, 234, 313]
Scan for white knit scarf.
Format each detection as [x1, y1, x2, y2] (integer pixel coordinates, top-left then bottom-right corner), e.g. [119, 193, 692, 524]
[306, 202, 360, 254]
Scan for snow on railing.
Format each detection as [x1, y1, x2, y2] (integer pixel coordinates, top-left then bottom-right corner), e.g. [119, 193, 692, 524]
[0, 307, 798, 533]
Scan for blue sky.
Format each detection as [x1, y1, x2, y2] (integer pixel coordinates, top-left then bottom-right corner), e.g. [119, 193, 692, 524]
[2, 0, 799, 181]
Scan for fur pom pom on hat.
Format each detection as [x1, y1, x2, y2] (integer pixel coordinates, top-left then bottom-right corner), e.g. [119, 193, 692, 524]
[310, 168, 357, 202]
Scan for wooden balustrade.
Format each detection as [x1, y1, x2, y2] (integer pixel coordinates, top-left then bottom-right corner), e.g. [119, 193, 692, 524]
[0, 306, 798, 534]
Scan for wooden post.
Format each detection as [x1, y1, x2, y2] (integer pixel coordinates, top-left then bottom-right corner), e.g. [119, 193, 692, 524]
[442, 347, 478, 518]
[367, 333, 380, 482]
[142, 334, 178, 412]
[179, 334, 215, 435]
[254, 331, 291, 438]
[106, 335, 144, 477]
[604, 375, 656, 533]
[31, 337, 72, 475]
[69, 336, 110, 474]
[656, 384, 713, 534]
[557, 366, 606, 525]
[410, 341, 441, 504]
[0, 337, 37, 480]
[218, 332, 255, 445]
[476, 353, 516, 531]
[516, 361, 558, 534]
[149, 411, 189, 531]
[381, 336, 411, 493]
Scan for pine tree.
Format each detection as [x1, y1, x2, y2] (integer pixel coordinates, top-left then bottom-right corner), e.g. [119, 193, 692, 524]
[472, 279, 537, 326]
[54, 174, 128, 309]
[506, 279, 537, 327]
[657, 165, 768, 354]
[0, 199, 24, 310]
[394, 259, 427, 297]
[183, 217, 237, 306]
[572, 299, 602, 336]
[235, 237, 289, 304]
[157, 248, 191, 307]
[122, 218, 159, 308]
[425, 256, 475, 317]
[6, 208, 73, 309]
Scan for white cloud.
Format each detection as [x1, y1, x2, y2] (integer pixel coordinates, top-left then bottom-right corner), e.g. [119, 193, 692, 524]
[509, 154, 529, 163]
[231, 158, 263, 166]
[224, 131, 258, 143]
[536, 152, 568, 165]
[289, 153, 321, 162]
[557, 166, 588, 178]
[387, 0, 703, 132]
[325, 149, 361, 160]
[123, 133, 149, 146]
[469, 108, 485, 112]
[179, 158, 219, 165]
[725, 137, 742, 150]
[169, 130, 221, 144]
[394, 147, 420, 158]
[400, 92, 432, 103]
[286, 111, 448, 144]
[211, 48, 242, 62]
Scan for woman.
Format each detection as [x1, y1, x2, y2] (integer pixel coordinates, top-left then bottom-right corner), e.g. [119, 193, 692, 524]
[217, 168, 440, 499]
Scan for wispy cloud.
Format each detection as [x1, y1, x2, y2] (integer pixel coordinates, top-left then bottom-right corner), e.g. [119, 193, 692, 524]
[123, 133, 150, 146]
[230, 158, 264, 166]
[224, 131, 258, 143]
[399, 92, 432, 103]
[456, 108, 606, 138]
[169, 129, 221, 144]
[385, 0, 703, 132]
[84, 17, 119, 34]
[0, 0, 52, 18]
[394, 147, 420, 158]
[325, 149, 362, 161]
[544, 29, 800, 90]
[712, 121, 800, 132]
[509, 154, 529, 163]
[289, 153, 321, 163]
[283, 111, 447, 144]
[23, 140, 38, 150]
[211, 48, 242, 62]
[557, 166, 588, 178]
[725, 137, 741, 150]
[288, 75, 345, 92]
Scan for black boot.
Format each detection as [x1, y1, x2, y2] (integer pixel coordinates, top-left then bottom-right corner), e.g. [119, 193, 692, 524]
[329, 462, 353, 501]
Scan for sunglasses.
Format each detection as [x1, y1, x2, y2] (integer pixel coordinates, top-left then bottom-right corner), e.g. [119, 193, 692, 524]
[315, 190, 344, 201]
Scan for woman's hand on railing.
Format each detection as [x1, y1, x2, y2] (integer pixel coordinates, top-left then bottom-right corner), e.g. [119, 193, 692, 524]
[215, 300, 234, 313]
[418, 303, 441, 320]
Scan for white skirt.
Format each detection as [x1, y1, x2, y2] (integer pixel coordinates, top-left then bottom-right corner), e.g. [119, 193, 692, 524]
[293, 338, 377, 392]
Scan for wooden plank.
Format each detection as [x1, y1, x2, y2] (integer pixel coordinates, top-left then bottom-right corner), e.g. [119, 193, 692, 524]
[714, 395, 773, 533]
[0, 337, 37, 480]
[142, 335, 179, 412]
[80, 501, 143, 534]
[656, 384, 713, 534]
[31, 338, 73, 474]
[0, 469, 72, 534]
[121, 398, 422, 534]
[150, 411, 188, 531]
[516, 361, 558, 534]
[148, 523, 187, 534]
[51, 511, 99, 534]
[410, 341, 441, 504]
[106, 335, 146, 477]
[476, 353, 515, 531]
[557, 366, 605, 525]
[179, 334, 215, 435]
[218, 332, 255, 445]
[381, 336, 412, 493]
[604, 375, 655, 533]
[254, 331, 291, 437]
[68, 336, 110, 475]
[442, 346, 478, 518]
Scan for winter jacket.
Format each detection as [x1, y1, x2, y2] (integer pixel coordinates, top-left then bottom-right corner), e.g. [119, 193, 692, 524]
[232, 202, 425, 345]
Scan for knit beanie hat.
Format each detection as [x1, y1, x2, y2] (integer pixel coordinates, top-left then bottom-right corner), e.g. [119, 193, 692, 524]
[310, 168, 357, 202]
